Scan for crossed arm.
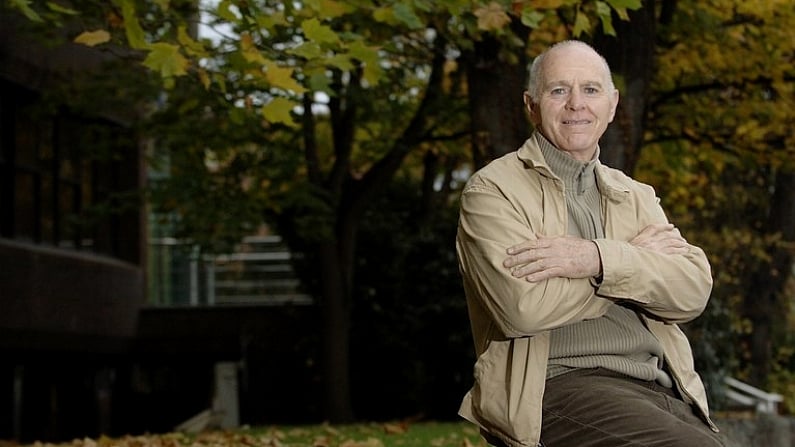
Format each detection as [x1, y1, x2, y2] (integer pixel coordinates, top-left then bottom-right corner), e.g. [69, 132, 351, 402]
[503, 223, 689, 283]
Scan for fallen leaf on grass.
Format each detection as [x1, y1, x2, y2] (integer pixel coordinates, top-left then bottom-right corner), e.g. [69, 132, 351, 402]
[339, 438, 383, 447]
[312, 435, 330, 447]
[382, 422, 408, 435]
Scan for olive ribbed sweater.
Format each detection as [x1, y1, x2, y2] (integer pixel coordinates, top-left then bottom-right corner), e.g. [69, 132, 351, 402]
[535, 132, 672, 387]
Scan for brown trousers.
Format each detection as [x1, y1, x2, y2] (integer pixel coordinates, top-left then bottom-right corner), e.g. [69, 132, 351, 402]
[484, 367, 728, 447]
[540, 368, 728, 447]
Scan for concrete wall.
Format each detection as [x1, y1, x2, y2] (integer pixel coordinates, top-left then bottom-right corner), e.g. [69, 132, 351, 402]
[0, 239, 144, 352]
[718, 414, 795, 447]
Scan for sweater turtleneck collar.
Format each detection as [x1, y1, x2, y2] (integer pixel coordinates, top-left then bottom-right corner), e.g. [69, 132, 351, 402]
[534, 131, 599, 195]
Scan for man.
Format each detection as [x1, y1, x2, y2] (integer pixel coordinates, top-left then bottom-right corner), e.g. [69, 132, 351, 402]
[456, 40, 726, 447]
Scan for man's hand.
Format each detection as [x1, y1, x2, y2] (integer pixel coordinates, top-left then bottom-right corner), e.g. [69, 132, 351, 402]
[503, 236, 601, 282]
[503, 224, 689, 282]
[630, 223, 689, 255]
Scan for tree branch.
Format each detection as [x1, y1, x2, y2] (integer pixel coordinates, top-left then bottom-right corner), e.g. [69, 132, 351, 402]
[302, 92, 322, 184]
[348, 31, 449, 217]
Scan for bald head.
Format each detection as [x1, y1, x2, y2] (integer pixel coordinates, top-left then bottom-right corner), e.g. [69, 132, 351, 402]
[526, 40, 615, 103]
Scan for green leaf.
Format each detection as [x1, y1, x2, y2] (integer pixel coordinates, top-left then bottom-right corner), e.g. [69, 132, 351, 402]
[372, 6, 397, 25]
[213, 73, 228, 94]
[46, 2, 79, 15]
[606, 0, 642, 20]
[256, 10, 287, 28]
[262, 97, 299, 127]
[301, 18, 341, 45]
[307, 70, 333, 94]
[392, 3, 424, 29]
[326, 54, 355, 72]
[362, 63, 384, 87]
[120, 0, 148, 49]
[143, 42, 189, 78]
[572, 10, 591, 36]
[178, 25, 206, 57]
[318, 0, 351, 18]
[288, 42, 323, 60]
[216, 0, 241, 22]
[152, 0, 170, 11]
[347, 41, 383, 85]
[74, 29, 111, 47]
[606, 0, 643, 10]
[520, 8, 545, 29]
[596, 1, 616, 36]
[347, 40, 379, 65]
[10, 0, 42, 22]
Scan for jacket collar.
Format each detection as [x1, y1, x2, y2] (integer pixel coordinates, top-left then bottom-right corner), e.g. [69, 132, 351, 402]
[517, 132, 630, 203]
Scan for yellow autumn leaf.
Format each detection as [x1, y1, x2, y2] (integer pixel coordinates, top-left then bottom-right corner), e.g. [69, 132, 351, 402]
[178, 25, 206, 57]
[74, 29, 111, 47]
[142, 42, 189, 78]
[382, 422, 407, 434]
[319, 0, 351, 18]
[473, 2, 511, 31]
[530, 0, 567, 8]
[264, 61, 307, 94]
[372, 6, 398, 24]
[198, 68, 210, 90]
[152, 0, 169, 11]
[339, 438, 384, 447]
[120, 0, 147, 49]
[301, 17, 341, 45]
[240, 32, 268, 65]
[262, 97, 299, 127]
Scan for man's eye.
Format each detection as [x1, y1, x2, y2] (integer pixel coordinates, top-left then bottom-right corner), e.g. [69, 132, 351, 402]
[550, 87, 567, 95]
[584, 87, 599, 94]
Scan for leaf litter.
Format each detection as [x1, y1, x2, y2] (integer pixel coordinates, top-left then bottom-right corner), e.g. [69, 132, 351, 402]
[17, 422, 486, 447]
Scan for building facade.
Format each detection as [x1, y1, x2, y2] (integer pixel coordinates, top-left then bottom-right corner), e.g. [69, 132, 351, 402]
[0, 11, 146, 441]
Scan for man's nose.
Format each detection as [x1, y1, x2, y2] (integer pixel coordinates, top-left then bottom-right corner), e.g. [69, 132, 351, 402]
[566, 90, 584, 110]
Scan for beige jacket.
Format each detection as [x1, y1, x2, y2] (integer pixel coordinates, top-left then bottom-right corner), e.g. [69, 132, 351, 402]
[457, 137, 717, 447]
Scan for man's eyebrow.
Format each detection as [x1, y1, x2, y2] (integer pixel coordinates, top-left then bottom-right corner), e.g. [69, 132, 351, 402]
[542, 80, 572, 89]
[581, 80, 605, 87]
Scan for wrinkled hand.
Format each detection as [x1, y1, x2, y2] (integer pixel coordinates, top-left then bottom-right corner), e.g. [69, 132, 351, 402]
[503, 235, 601, 282]
[630, 223, 689, 255]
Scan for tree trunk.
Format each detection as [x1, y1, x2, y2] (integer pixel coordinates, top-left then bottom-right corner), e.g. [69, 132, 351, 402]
[310, 33, 449, 423]
[592, 1, 657, 174]
[319, 239, 355, 421]
[465, 20, 531, 168]
[744, 170, 795, 386]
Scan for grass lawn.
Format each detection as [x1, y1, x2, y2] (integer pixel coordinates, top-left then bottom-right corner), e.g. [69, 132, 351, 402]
[23, 421, 489, 447]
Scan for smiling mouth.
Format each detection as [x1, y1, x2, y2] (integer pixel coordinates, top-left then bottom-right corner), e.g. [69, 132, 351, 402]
[563, 119, 591, 125]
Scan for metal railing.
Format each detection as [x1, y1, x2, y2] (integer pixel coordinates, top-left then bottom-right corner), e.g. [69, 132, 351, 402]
[148, 235, 312, 307]
[724, 376, 783, 414]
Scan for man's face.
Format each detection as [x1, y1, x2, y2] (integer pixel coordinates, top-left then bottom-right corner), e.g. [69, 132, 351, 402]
[526, 45, 619, 162]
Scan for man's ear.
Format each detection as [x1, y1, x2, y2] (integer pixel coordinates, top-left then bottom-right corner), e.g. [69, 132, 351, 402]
[608, 89, 619, 122]
[523, 91, 540, 125]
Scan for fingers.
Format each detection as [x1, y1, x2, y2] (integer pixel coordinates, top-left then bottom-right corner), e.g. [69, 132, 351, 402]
[504, 237, 544, 268]
[503, 236, 601, 281]
[631, 223, 689, 255]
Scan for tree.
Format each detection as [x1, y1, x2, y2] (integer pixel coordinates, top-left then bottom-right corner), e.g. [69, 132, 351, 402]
[592, 0, 657, 173]
[636, 0, 795, 404]
[13, 0, 650, 421]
